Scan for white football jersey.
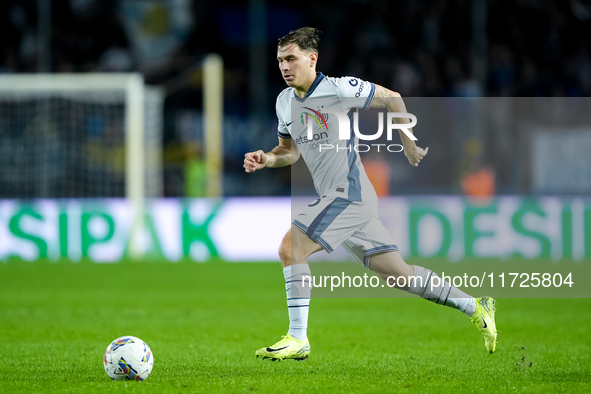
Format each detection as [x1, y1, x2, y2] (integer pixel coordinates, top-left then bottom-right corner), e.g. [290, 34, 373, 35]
[276, 72, 378, 202]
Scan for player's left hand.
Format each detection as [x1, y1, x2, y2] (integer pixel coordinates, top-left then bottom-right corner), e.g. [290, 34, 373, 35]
[404, 145, 429, 167]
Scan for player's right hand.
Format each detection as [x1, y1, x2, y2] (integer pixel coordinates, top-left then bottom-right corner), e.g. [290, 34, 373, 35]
[244, 150, 267, 173]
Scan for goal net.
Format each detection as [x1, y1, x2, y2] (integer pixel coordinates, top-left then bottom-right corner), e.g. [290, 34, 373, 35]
[0, 73, 163, 200]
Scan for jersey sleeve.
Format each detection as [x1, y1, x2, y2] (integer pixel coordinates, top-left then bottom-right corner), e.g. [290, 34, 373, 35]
[333, 76, 376, 110]
[276, 97, 291, 139]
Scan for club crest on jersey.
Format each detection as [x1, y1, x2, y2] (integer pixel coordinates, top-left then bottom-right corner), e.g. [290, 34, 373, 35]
[301, 107, 329, 130]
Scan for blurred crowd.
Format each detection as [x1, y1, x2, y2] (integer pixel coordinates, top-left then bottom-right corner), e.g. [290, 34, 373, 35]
[1, 0, 590, 197]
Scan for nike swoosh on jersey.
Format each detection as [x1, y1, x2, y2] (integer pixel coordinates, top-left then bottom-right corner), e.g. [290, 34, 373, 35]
[286, 121, 294, 127]
[266, 345, 289, 352]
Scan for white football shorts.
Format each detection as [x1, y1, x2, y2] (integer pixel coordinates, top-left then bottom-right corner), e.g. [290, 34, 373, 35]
[292, 194, 399, 267]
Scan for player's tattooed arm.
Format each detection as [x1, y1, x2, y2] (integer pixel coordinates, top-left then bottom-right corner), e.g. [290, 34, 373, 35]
[370, 84, 404, 109]
[244, 137, 300, 173]
[370, 84, 429, 167]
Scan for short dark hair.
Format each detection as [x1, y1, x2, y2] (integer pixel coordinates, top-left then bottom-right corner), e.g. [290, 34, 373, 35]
[277, 27, 321, 53]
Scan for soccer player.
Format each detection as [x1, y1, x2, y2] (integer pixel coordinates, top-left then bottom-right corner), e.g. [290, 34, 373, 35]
[244, 27, 497, 361]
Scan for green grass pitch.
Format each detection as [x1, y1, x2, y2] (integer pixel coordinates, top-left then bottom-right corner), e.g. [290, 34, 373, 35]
[1, 260, 590, 393]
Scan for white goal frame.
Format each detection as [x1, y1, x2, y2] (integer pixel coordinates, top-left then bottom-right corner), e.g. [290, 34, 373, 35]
[0, 73, 149, 259]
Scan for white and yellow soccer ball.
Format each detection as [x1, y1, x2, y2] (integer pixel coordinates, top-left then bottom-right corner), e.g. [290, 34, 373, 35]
[104, 336, 154, 381]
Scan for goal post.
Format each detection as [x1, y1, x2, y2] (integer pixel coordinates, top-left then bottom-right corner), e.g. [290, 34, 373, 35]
[125, 74, 145, 260]
[203, 54, 224, 198]
[0, 73, 163, 259]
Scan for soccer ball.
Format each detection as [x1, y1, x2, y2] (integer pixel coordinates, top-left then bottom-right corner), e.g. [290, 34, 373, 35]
[104, 336, 154, 381]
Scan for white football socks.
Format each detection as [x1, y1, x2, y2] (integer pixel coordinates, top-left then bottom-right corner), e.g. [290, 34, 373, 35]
[407, 265, 477, 317]
[284, 264, 312, 341]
